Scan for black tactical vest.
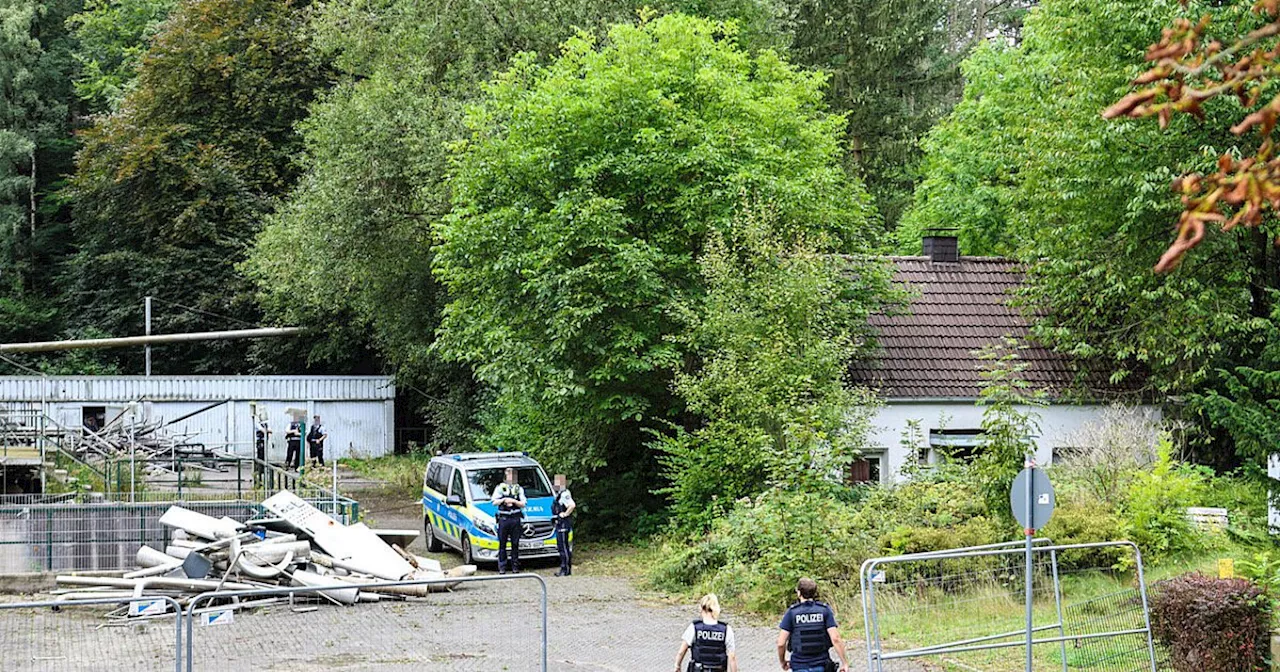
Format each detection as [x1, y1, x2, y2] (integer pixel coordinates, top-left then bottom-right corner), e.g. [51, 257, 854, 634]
[788, 601, 833, 659]
[691, 620, 729, 670]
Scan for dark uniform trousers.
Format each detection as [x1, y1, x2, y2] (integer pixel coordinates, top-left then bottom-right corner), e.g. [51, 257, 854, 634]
[497, 515, 523, 572]
[555, 516, 573, 575]
[285, 440, 301, 470]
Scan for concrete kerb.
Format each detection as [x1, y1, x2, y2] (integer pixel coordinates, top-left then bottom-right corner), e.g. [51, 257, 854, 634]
[0, 594, 184, 672]
[183, 573, 549, 672]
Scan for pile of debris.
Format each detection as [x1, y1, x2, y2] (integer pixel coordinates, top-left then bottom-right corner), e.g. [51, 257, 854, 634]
[53, 490, 475, 616]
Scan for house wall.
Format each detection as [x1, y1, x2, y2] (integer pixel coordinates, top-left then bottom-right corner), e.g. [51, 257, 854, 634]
[864, 400, 1163, 482]
[0, 376, 396, 459]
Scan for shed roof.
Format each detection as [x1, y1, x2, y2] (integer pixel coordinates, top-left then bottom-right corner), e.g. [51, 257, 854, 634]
[0, 376, 395, 403]
[848, 256, 1081, 400]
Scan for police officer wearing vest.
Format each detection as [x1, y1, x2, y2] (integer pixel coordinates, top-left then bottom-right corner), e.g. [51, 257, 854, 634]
[777, 577, 849, 672]
[552, 474, 575, 577]
[490, 467, 527, 574]
[306, 415, 328, 467]
[284, 418, 303, 470]
[674, 593, 738, 672]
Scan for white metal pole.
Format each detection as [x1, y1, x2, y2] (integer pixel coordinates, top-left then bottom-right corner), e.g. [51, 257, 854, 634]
[145, 296, 152, 376]
[332, 459, 338, 521]
[1025, 461, 1035, 672]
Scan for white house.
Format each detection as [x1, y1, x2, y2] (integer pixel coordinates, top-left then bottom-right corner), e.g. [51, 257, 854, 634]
[0, 375, 396, 461]
[847, 235, 1160, 483]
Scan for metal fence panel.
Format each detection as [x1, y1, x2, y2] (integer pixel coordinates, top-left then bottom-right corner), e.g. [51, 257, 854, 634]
[0, 498, 357, 573]
[861, 540, 1163, 672]
[0, 595, 183, 672]
[184, 575, 548, 672]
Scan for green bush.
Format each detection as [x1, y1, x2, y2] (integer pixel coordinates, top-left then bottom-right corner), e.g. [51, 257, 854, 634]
[1039, 496, 1127, 571]
[650, 488, 874, 613]
[1120, 438, 1210, 566]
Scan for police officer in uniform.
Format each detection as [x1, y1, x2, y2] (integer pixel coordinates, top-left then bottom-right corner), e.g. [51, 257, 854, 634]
[776, 578, 849, 672]
[674, 594, 738, 672]
[306, 415, 328, 467]
[552, 474, 576, 577]
[490, 467, 526, 574]
[254, 414, 271, 483]
[284, 418, 303, 470]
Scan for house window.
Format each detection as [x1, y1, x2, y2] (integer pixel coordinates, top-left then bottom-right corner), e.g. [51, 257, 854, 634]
[82, 406, 106, 433]
[929, 429, 984, 462]
[850, 455, 883, 484]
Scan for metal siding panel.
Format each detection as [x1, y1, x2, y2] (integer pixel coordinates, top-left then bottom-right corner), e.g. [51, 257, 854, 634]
[0, 375, 394, 402]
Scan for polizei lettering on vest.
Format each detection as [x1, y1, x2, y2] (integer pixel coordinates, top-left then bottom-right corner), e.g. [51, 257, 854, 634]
[794, 613, 825, 624]
[696, 630, 727, 641]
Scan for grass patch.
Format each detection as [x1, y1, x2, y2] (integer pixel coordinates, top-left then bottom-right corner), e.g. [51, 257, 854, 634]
[341, 454, 430, 496]
[835, 551, 1234, 672]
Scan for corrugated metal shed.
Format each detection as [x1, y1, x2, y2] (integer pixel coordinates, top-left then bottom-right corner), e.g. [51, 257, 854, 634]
[0, 376, 397, 459]
[0, 376, 394, 402]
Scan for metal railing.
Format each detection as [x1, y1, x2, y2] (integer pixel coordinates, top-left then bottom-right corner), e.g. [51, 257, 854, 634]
[0, 497, 358, 573]
[0, 595, 184, 672]
[184, 574, 548, 672]
[860, 540, 1159, 672]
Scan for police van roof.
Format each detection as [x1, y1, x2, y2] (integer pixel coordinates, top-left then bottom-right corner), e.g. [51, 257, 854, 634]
[436, 452, 539, 469]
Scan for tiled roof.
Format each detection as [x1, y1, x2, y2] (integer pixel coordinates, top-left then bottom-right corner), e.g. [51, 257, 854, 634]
[849, 256, 1080, 400]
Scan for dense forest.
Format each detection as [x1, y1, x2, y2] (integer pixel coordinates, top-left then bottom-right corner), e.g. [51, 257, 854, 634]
[3, 0, 1278, 534]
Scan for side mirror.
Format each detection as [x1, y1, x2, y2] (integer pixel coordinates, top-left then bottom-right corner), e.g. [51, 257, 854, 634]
[445, 494, 463, 507]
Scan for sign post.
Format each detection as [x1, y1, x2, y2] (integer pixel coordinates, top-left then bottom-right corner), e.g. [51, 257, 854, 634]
[1011, 463, 1055, 672]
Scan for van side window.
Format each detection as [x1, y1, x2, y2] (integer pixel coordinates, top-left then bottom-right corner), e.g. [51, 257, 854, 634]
[450, 469, 465, 503]
[425, 463, 446, 493]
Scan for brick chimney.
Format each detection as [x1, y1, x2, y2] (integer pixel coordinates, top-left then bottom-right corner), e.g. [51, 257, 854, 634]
[922, 230, 959, 264]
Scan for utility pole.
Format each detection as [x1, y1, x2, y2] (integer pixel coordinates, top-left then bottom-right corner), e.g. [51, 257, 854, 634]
[144, 296, 152, 376]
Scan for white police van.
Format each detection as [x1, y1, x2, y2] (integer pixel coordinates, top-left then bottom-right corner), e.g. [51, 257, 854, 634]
[421, 452, 563, 564]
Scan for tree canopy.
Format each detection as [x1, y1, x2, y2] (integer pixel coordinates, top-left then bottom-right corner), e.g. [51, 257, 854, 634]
[433, 13, 891, 531]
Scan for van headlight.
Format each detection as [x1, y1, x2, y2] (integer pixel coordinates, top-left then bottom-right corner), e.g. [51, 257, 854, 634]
[474, 519, 497, 536]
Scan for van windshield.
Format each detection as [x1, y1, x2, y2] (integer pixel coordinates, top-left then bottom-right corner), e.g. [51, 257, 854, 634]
[468, 466, 553, 502]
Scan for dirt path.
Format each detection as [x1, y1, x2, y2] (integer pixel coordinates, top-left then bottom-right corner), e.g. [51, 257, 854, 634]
[345, 477, 921, 672]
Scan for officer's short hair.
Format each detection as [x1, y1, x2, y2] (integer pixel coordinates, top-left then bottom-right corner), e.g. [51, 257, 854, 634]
[699, 593, 721, 619]
[797, 577, 819, 599]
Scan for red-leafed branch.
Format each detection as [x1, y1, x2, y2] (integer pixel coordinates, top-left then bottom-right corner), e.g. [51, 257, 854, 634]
[1103, 2, 1280, 272]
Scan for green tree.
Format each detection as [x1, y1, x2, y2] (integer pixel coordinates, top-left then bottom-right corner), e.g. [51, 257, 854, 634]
[788, 0, 962, 229]
[249, 0, 786, 451]
[0, 0, 81, 342]
[434, 13, 884, 532]
[655, 201, 893, 528]
[67, 0, 177, 111]
[973, 337, 1046, 522]
[65, 0, 329, 373]
[901, 0, 1277, 465]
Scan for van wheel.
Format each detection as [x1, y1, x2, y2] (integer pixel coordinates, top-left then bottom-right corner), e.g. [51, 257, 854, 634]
[461, 533, 475, 565]
[424, 515, 443, 553]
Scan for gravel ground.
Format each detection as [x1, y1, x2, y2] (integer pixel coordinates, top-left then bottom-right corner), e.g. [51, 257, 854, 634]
[0, 476, 924, 671]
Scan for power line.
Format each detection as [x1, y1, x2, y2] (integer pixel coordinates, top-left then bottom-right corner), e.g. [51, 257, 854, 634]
[149, 297, 261, 330]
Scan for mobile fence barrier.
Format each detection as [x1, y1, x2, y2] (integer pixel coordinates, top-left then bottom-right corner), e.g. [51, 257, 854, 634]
[0, 497, 358, 573]
[0, 595, 183, 672]
[861, 540, 1163, 672]
[185, 574, 548, 672]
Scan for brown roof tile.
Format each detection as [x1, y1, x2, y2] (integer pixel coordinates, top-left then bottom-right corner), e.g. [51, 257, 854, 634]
[850, 256, 1104, 400]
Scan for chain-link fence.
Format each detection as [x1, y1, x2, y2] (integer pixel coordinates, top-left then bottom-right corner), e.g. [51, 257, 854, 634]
[861, 540, 1164, 672]
[0, 497, 358, 573]
[185, 575, 548, 672]
[0, 595, 183, 672]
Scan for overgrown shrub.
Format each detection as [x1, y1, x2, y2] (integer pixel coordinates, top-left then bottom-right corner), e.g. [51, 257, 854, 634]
[1120, 437, 1209, 565]
[1150, 573, 1272, 672]
[650, 487, 875, 612]
[1039, 496, 1127, 571]
[1055, 404, 1163, 506]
